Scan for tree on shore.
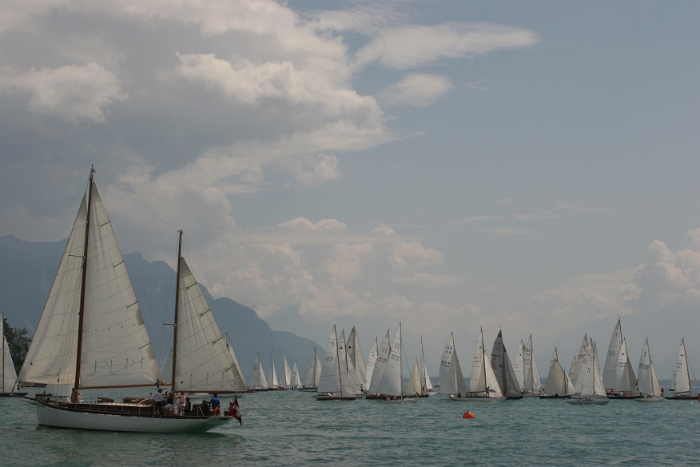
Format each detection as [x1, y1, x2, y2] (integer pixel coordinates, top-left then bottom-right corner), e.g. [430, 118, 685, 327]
[2, 316, 31, 374]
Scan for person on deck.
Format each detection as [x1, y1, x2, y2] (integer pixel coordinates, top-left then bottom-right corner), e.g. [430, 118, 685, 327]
[183, 397, 192, 415]
[177, 392, 186, 415]
[153, 388, 164, 415]
[210, 394, 221, 414]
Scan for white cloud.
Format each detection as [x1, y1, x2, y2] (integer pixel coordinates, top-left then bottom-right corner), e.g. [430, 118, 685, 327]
[278, 217, 348, 232]
[378, 73, 453, 107]
[0, 62, 125, 122]
[356, 22, 540, 69]
[389, 241, 443, 271]
[371, 224, 396, 236]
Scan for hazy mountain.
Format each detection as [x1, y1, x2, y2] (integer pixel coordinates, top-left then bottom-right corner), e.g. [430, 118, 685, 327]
[0, 234, 322, 384]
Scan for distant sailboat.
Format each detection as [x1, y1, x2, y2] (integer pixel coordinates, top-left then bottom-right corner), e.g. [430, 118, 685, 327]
[490, 330, 523, 399]
[290, 362, 302, 389]
[522, 334, 542, 397]
[420, 336, 436, 396]
[316, 325, 355, 401]
[301, 347, 321, 392]
[512, 340, 525, 390]
[666, 338, 697, 400]
[1, 312, 26, 397]
[439, 332, 468, 400]
[405, 358, 423, 397]
[464, 328, 504, 401]
[364, 337, 378, 392]
[268, 350, 286, 390]
[567, 339, 609, 405]
[347, 327, 367, 394]
[250, 353, 269, 391]
[376, 323, 415, 403]
[569, 334, 589, 390]
[636, 337, 663, 402]
[541, 348, 575, 399]
[338, 329, 362, 395]
[603, 319, 640, 398]
[282, 356, 292, 389]
[365, 330, 391, 399]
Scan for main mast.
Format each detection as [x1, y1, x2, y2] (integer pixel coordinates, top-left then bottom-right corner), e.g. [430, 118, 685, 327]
[171, 230, 183, 392]
[72, 167, 94, 402]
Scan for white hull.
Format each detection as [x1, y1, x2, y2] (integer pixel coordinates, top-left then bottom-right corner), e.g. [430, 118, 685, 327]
[636, 397, 665, 403]
[566, 398, 609, 405]
[36, 403, 231, 433]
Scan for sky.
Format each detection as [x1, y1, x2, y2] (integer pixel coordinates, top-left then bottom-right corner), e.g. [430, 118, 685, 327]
[1, 0, 699, 375]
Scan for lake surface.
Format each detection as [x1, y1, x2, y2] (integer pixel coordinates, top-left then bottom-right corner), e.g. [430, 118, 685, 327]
[1, 388, 699, 466]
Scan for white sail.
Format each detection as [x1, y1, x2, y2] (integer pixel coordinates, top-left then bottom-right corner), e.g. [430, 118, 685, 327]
[2, 313, 19, 392]
[603, 319, 623, 390]
[318, 327, 341, 394]
[347, 327, 367, 391]
[19, 184, 160, 389]
[283, 356, 292, 388]
[364, 338, 378, 390]
[368, 330, 391, 395]
[543, 348, 575, 396]
[612, 338, 636, 393]
[439, 332, 457, 395]
[512, 340, 525, 390]
[225, 333, 247, 388]
[249, 353, 268, 389]
[290, 362, 301, 388]
[592, 341, 607, 397]
[376, 324, 403, 397]
[470, 328, 503, 397]
[314, 351, 322, 387]
[423, 363, 434, 391]
[570, 334, 589, 389]
[338, 329, 361, 394]
[303, 348, 318, 388]
[420, 337, 433, 393]
[490, 330, 522, 398]
[174, 257, 246, 392]
[577, 342, 595, 397]
[270, 352, 279, 388]
[405, 358, 422, 395]
[567, 355, 577, 386]
[670, 338, 691, 394]
[523, 334, 542, 394]
[637, 338, 661, 397]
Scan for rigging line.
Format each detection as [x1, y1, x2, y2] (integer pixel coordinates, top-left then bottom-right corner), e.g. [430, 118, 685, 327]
[94, 169, 177, 232]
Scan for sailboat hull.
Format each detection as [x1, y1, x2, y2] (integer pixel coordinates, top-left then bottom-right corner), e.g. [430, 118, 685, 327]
[665, 395, 697, 400]
[377, 397, 417, 403]
[448, 395, 505, 402]
[539, 394, 571, 399]
[0, 392, 28, 397]
[36, 401, 231, 433]
[315, 394, 356, 401]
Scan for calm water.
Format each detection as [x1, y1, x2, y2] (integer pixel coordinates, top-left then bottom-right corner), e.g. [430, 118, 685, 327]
[1, 388, 699, 466]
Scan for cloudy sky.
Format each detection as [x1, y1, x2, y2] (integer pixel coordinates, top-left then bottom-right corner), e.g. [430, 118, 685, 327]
[1, 0, 698, 373]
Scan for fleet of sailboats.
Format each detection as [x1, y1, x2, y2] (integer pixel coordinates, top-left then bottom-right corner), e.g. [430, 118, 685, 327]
[567, 338, 609, 405]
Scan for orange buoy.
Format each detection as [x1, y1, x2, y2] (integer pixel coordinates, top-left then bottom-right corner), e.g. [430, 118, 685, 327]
[462, 411, 474, 419]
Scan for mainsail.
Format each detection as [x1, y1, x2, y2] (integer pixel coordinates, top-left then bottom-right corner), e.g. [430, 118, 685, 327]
[303, 348, 319, 388]
[670, 338, 691, 395]
[283, 356, 292, 388]
[523, 334, 542, 394]
[469, 328, 503, 397]
[19, 181, 160, 390]
[439, 332, 467, 396]
[405, 358, 422, 396]
[270, 351, 280, 388]
[172, 255, 246, 393]
[603, 319, 623, 391]
[364, 338, 378, 390]
[570, 334, 589, 389]
[512, 340, 525, 390]
[637, 337, 661, 397]
[2, 312, 19, 392]
[490, 330, 522, 398]
[347, 327, 367, 391]
[543, 347, 575, 396]
[368, 330, 391, 395]
[376, 324, 403, 397]
[249, 353, 268, 389]
[290, 362, 302, 388]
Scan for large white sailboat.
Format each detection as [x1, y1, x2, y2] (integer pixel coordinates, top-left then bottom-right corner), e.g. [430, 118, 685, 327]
[338, 329, 362, 395]
[666, 338, 697, 400]
[20, 169, 239, 432]
[316, 325, 355, 400]
[490, 330, 523, 399]
[522, 334, 543, 397]
[1, 312, 26, 397]
[376, 323, 415, 403]
[301, 348, 321, 391]
[465, 328, 504, 401]
[636, 337, 663, 402]
[567, 338, 609, 405]
[439, 332, 468, 400]
[541, 348, 575, 399]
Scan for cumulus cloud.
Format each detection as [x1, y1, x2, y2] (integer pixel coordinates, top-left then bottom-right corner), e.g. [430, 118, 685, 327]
[389, 241, 443, 271]
[356, 22, 540, 69]
[0, 62, 126, 122]
[378, 73, 453, 107]
[278, 217, 348, 232]
[371, 224, 396, 236]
